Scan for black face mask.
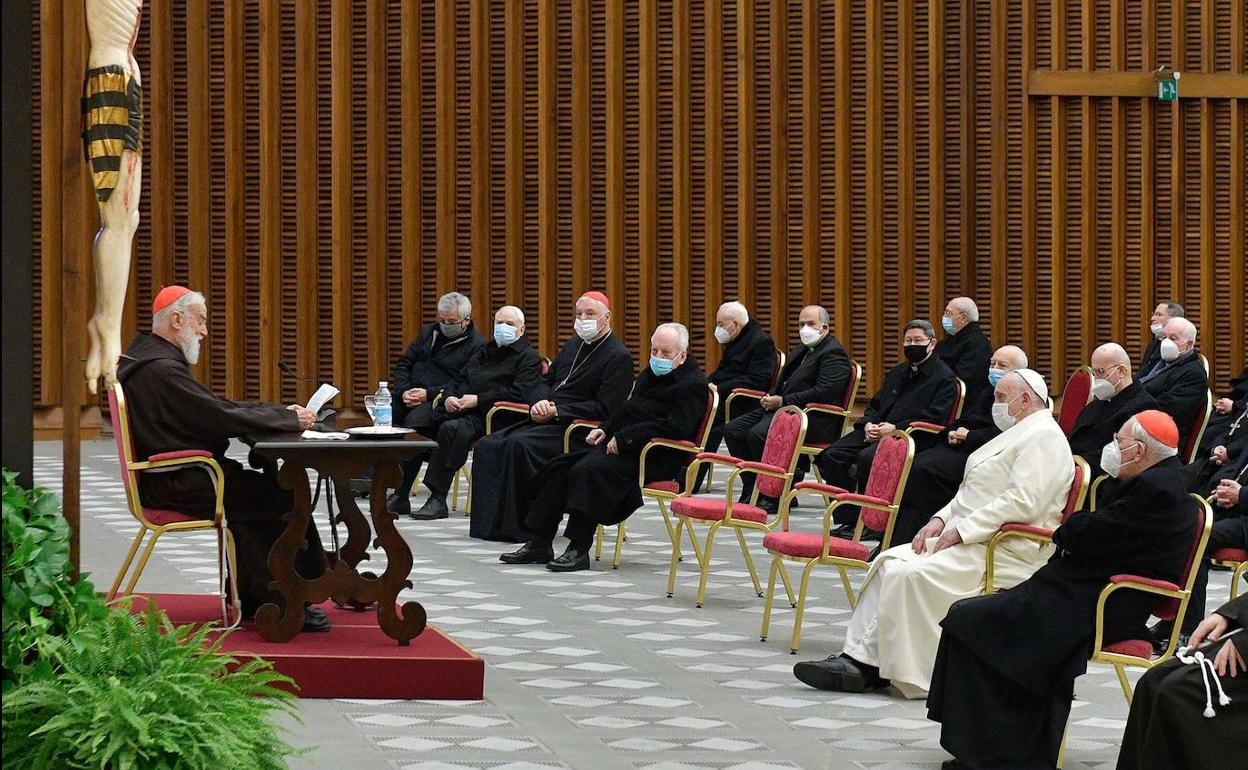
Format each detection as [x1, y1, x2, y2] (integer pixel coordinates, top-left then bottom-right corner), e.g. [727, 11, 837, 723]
[903, 344, 930, 364]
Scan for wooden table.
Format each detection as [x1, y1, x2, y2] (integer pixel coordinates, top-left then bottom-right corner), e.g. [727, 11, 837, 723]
[249, 433, 436, 645]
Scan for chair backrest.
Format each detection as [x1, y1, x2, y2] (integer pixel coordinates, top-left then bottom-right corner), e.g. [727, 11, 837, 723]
[1061, 457, 1091, 524]
[757, 406, 808, 499]
[948, 378, 967, 424]
[860, 433, 916, 531]
[1181, 390, 1213, 464]
[694, 387, 720, 450]
[108, 383, 144, 520]
[541, 357, 552, 376]
[766, 349, 784, 392]
[842, 359, 863, 411]
[1155, 494, 1213, 621]
[1057, 366, 1093, 436]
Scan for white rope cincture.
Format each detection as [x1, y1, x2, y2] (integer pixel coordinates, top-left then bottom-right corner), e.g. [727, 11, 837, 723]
[1176, 645, 1234, 718]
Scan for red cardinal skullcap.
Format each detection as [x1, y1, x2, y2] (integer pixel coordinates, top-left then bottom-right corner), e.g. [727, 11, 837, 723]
[1134, 410, 1179, 449]
[579, 291, 610, 310]
[152, 285, 192, 315]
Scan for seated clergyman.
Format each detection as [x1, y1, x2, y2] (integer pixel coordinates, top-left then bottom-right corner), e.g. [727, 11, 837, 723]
[387, 305, 542, 520]
[793, 370, 1073, 699]
[926, 411, 1194, 770]
[500, 323, 709, 572]
[117, 286, 330, 631]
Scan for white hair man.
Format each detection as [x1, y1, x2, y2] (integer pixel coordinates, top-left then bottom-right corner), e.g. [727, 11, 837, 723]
[937, 297, 994, 418]
[1138, 316, 1209, 450]
[693, 301, 777, 492]
[116, 286, 330, 631]
[795, 369, 1075, 699]
[1137, 300, 1184, 377]
[470, 291, 634, 543]
[502, 322, 708, 571]
[389, 305, 544, 520]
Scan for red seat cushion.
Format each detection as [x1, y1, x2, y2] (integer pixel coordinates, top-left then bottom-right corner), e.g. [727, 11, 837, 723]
[1102, 639, 1155, 660]
[671, 497, 768, 524]
[762, 531, 870, 561]
[1213, 548, 1248, 563]
[645, 480, 680, 494]
[143, 508, 205, 527]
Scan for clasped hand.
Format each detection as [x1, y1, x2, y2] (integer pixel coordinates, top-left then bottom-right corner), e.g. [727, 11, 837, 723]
[865, 422, 897, 442]
[759, 394, 783, 410]
[530, 399, 558, 422]
[911, 517, 961, 554]
[585, 428, 619, 454]
[444, 394, 478, 414]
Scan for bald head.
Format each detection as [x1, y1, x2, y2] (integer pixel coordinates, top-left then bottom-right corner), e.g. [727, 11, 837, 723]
[1090, 343, 1132, 398]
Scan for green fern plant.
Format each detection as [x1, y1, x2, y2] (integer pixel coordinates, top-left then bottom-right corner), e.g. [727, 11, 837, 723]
[2, 601, 305, 770]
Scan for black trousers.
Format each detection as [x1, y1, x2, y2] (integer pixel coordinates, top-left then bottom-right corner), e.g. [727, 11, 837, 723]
[399, 403, 485, 499]
[693, 398, 752, 493]
[723, 408, 775, 500]
[1178, 517, 1244, 633]
[814, 429, 880, 526]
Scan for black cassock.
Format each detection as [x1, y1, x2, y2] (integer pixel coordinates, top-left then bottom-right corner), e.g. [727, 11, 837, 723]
[390, 322, 485, 426]
[696, 319, 777, 488]
[116, 332, 329, 614]
[1118, 594, 1248, 770]
[469, 331, 634, 542]
[927, 457, 1195, 770]
[1066, 381, 1157, 476]
[1138, 350, 1210, 451]
[524, 358, 708, 549]
[1199, 366, 1248, 454]
[936, 321, 993, 418]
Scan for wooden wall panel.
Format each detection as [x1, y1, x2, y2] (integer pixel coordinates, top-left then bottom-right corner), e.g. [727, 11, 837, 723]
[32, 0, 1247, 429]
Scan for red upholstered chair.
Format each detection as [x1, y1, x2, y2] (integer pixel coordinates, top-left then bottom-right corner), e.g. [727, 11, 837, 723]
[1180, 389, 1214, 464]
[982, 457, 1091, 593]
[106, 383, 240, 628]
[903, 377, 967, 439]
[1055, 366, 1094, 436]
[1088, 493, 1213, 704]
[709, 349, 785, 491]
[797, 359, 864, 479]
[757, 433, 916, 653]
[667, 405, 808, 607]
[593, 387, 720, 569]
[1212, 548, 1247, 601]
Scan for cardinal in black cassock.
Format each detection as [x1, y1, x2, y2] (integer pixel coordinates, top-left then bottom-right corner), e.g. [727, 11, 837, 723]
[116, 287, 329, 628]
[504, 326, 708, 570]
[469, 292, 634, 543]
[927, 411, 1194, 770]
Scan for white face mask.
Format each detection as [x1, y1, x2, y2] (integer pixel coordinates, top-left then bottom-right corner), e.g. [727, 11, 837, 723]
[1100, 439, 1141, 478]
[714, 325, 732, 344]
[1159, 338, 1181, 362]
[991, 392, 1024, 431]
[1090, 366, 1121, 401]
[799, 325, 824, 347]
[575, 317, 601, 341]
[1150, 322, 1165, 338]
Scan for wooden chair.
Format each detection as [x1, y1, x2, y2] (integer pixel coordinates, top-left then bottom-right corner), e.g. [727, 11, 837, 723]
[982, 457, 1091, 593]
[1055, 366, 1094, 436]
[106, 383, 240, 628]
[758, 433, 916, 653]
[592, 386, 720, 569]
[796, 359, 864, 479]
[667, 405, 808, 607]
[903, 377, 967, 439]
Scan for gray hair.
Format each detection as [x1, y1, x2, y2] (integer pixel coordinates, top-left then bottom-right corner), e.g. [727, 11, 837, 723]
[806, 305, 831, 326]
[654, 322, 690, 353]
[1166, 317, 1197, 343]
[718, 301, 749, 325]
[438, 291, 472, 318]
[1161, 301, 1185, 318]
[496, 305, 525, 326]
[903, 319, 936, 340]
[152, 290, 206, 328]
[951, 297, 980, 322]
[994, 345, 1029, 369]
[1127, 416, 1179, 460]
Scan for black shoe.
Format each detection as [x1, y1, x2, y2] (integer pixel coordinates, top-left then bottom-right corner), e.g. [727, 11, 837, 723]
[410, 495, 449, 520]
[499, 541, 554, 564]
[1150, 620, 1176, 655]
[941, 760, 970, 770]
[757, 496, 779, 516]
[302, 605, 332, 633]
[547, 545, 591, 572]
[828, 523, 856, 539]
[386, 490, 411, 517]
[793, 654, 889, 692]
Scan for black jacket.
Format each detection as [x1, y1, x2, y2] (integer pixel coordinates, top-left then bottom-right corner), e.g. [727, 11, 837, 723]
[1136, 337, 1164, 379]
[1138, 350, 1209, 450]
[1226, 366, 1248, 408]
[391, 322, 485, 411]
[857, 353, 957, 431]
[708, 319, 777, 393]
[530, 332, 635, 423]
[434, 335, 543, 414]
[1067, 381, 1157, 476]
[775, 334, 853, 408]
[603, 357, 709, 456]
[937, 321, 993, 418]
[941, 457, 1195, 690]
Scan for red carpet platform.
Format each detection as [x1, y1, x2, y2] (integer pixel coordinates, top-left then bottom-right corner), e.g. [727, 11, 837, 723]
[131, 594, 484, 700]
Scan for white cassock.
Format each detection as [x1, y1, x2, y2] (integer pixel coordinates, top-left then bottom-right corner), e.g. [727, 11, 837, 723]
[841, 408, 1075, 699]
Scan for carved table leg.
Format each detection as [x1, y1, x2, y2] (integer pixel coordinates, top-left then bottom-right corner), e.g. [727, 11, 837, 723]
[369, 462, 426, 644]
[254, 461, 318, 642]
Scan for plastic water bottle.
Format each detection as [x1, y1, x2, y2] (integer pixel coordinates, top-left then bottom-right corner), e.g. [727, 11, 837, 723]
[374, 381, 392, 428]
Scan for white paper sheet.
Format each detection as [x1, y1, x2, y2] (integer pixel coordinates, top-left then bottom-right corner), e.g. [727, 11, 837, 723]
[301, 429, 349, 440]
[305, 383, 340, 414]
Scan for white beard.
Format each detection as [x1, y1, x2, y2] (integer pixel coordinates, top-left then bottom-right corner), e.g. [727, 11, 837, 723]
[178, 331, 202, 365]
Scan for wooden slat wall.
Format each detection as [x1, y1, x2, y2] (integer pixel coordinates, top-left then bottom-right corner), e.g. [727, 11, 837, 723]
[33, 0, 1247, 425]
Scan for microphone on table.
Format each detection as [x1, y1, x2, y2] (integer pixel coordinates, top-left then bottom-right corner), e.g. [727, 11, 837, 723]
[277, 360, 337, 428]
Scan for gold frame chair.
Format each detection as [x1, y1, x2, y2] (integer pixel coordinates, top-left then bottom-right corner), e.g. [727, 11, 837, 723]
[902, 377, 967, 440]
[796, 359, 864, 480]
[1181, 389, 1214, 464]
[708, 349, 785, 490]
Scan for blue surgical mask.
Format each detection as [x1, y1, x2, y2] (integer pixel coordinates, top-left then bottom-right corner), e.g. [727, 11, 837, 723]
[941, 316, 956, 335]
[649, 355, 674, 377]
[494, 323, 518, 347]
[987, 367, 1007, 387]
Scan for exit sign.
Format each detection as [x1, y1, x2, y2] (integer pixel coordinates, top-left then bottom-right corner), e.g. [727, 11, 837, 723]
[1156, 71, 1181, 101]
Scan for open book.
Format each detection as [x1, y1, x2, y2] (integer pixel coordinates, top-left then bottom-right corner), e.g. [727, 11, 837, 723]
[305, 383, 340, 415]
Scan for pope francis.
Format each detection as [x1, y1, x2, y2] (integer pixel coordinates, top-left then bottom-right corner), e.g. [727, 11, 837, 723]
[792, 369, 1075, 699]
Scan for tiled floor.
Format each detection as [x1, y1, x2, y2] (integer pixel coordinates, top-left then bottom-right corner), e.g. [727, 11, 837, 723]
[36, 439, 1230, 770]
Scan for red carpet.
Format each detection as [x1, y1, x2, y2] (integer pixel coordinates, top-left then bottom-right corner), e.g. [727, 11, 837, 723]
[130, 594, 484, 700]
